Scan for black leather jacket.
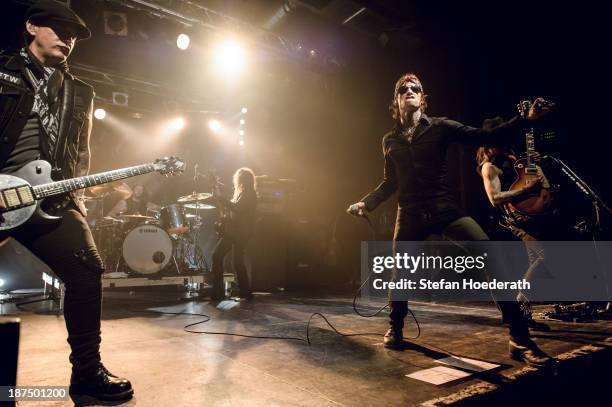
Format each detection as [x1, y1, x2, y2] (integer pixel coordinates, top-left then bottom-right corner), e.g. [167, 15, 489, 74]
[0, 51, 94, 215]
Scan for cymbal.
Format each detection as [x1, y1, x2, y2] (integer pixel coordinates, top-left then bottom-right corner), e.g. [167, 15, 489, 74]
[119, 214, 155, 220]
[86, 186, 109, 195]
[87, 183, 133, 197]
[82, 195, 104, 201]
[177, 192, 212, 203]
[183, 203, 215, 210]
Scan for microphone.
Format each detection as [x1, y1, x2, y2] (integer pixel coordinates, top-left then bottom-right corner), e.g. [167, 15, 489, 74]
[347, 203, 365, 216]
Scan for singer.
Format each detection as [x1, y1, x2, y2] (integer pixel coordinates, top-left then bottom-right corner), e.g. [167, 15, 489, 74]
[347, 72, 554, 367]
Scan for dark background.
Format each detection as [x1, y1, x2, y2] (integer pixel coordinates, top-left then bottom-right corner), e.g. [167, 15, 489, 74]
[1, 0, 607, 289]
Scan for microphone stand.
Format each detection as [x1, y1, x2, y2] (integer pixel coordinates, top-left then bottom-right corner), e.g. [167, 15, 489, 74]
[190, 165, 210, 277]
[547, 156, 611, 314]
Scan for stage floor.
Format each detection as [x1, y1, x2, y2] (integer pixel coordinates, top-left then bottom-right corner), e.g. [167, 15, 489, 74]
[2, 289, 611, 406]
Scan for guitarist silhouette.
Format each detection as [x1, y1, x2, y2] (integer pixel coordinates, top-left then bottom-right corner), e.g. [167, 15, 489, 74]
[210, 167, 258, 300]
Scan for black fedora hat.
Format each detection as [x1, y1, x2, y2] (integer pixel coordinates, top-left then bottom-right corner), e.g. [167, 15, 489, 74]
[26, 0, 91, 40]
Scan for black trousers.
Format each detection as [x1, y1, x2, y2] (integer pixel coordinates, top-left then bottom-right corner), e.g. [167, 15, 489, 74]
[13, 207, 104, 374]
[390, 212, 528, 340]
[211, 236, 251, 298]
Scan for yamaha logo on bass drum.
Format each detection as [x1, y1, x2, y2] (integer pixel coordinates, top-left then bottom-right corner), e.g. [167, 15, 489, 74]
[139, 228, 160, 233]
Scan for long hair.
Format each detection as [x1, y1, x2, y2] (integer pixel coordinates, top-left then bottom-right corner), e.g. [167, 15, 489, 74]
[476, 147, 495, 176]
[476, 146, 516, 176]
[231, 167, 257, 202]
[389, 72, 428, 121]
[476, 117, 508, 175]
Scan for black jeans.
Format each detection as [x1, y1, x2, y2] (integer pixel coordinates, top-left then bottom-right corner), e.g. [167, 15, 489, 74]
[13, 207, 105, 374]
[211, 236, 251, 298]
[390, 212, 528, 340]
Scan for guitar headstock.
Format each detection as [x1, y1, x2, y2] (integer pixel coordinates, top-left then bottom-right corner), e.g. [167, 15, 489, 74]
[154, 156, 186, 176]
[517, 100, 532, 119]
[517, 98, 555, 119]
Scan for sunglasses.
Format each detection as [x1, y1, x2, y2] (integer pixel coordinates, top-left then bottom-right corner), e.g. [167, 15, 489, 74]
[398, 84, 423, 95]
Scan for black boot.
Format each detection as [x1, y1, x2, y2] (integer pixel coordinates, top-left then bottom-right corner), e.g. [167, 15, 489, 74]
[518, 294, 550, 331]
[383, 325, 403, 349]
[526, 316, 551, 332]
[509, 337, 555, 367]
[70, 364, 133, 406]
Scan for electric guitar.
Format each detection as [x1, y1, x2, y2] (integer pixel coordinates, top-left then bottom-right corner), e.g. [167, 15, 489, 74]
[506, 100, 555, 216]
[0, 156, 185, 233]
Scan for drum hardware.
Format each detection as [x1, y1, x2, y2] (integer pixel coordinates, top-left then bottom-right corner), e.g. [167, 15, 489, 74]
[178, 195, 212, 273]
[118, 214, 156, 221]
[146, 208, 161, 219]
[91, 217, 124, 274]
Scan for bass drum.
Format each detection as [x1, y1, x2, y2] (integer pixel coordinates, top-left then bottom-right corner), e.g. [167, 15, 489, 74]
[122, 225, 173, 274]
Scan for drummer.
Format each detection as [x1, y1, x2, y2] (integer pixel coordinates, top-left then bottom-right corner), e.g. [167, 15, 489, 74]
[84, 181, 132, 225]
[107, 184, 161, 217]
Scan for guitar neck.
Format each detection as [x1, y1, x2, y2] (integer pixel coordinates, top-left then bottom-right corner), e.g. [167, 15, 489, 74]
[33, 163, 156, 199]
[525, 129, 537, 170]
[518, 100, 539, 173]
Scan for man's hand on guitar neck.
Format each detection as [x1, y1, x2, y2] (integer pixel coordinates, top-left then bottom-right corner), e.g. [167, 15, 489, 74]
[529, 151, 542, 163]
[526, 97, 554, 121]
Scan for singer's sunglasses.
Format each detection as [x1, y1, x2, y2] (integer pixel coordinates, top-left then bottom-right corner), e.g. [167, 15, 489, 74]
[397, 84, 423, 95]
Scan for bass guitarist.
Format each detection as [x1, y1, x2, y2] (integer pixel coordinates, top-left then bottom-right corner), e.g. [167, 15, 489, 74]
[0, 1, 132, 404]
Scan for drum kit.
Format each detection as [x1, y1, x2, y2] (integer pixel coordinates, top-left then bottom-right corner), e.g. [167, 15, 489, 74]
[85, 187, 219, 277]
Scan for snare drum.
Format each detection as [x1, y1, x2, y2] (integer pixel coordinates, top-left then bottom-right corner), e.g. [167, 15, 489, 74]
[160, 204, 189, 235]
[122, 225, 173, 274]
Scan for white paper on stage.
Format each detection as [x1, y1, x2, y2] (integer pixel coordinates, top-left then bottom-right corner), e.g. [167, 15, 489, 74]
[435, 356, 499, 372]
[405, 366, 471, 385]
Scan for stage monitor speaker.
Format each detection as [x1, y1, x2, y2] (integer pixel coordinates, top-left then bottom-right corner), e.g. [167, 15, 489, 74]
[248, 215, 288, 291]
[0, 317, 20, 391]
[285, 219, 328, 290]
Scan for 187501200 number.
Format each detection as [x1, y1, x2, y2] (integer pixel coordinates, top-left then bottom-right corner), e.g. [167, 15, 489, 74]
[1, 386, 69, 401]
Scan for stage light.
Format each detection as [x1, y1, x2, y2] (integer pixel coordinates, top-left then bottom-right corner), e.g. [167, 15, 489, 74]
[177, 33, 190, 50]
[112, 92, 129, 106]
[208, 119, 221, 132]
[241, 107, 248, 114]
[239, 118, 245, 125]
[94, 108, 106, 120]
[0, 278, 4, 288]
[238, 140, 245, 146]
[213, 40, 246, 76]
[239, 130, 245, 136]
[169, 117, 185, 131]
